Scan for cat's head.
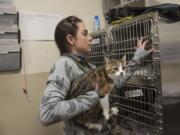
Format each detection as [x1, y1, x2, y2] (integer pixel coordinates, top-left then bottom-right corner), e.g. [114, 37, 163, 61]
[104, 56, 127, 82]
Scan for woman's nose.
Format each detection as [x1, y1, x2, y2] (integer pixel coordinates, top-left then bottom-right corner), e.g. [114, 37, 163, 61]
[88, 35, 93, 42]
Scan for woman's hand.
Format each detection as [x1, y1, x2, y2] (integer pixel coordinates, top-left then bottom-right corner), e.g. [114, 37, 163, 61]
[137, 37, 155, 53]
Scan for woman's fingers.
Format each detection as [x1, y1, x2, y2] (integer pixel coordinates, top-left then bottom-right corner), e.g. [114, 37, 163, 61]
[142, 40, 148, 48]
[147, 48, 155, 53]
[137, 37, 155, 53]
[137, 40, 140, 48]
[137, 38, 149, 49]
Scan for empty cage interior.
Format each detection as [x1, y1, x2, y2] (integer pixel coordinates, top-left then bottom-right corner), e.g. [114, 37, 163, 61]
[110, 18, 160, 79]
[110, 84, 158, 134]
[87, 31, 107, 67]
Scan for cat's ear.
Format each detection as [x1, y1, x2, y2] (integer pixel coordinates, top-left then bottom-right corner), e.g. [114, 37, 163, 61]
[122, 55, 127, 65]
[104, 56, 111, 64]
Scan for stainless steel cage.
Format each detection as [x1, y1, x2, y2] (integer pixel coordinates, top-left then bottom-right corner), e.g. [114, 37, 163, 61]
[110, 84, 158, 135]
[109, 12, 161, 135]
[111, 84, 157, 127]
[88, 12, 180, 135]
[109, 14, 159, 80]
[87, 30, 108, 67]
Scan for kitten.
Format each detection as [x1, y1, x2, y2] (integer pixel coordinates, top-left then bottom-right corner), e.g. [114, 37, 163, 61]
[67, 56, 126, 131]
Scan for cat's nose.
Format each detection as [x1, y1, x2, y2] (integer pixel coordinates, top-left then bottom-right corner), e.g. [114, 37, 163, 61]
[120, 72, 124, 76]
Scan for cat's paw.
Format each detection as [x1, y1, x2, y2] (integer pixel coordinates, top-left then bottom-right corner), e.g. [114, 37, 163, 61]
[104, 113, 110, 120]
[110, 107, 119, 115]
[86, 123, 102, 131]
[95, 124, 103, 131]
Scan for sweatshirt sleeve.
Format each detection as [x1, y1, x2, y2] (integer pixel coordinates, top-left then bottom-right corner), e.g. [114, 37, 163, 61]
[40, 58, 99, 126]
[115, 48, 150, 88]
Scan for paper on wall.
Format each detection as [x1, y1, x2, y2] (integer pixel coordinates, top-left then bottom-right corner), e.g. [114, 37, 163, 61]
[19, 10, 63, 41]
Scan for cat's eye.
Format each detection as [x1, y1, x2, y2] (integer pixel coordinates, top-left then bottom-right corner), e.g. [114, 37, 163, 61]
[114, 67, 118, 71]
[123, 66, 126, 70]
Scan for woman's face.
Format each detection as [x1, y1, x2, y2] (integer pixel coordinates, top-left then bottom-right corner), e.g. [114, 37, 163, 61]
[73, 22, 92, 54]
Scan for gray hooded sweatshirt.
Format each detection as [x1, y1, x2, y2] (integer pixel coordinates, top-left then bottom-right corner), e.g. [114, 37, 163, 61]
[40, 48, 149, 135]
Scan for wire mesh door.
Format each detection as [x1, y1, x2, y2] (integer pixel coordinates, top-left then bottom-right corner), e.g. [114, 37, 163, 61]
[110, 84, 159, 135]
[109, 12, 161, 135]
[87, 30, 108, 67]
[88, 12, 162, 135]
[110, 14, 160, 80]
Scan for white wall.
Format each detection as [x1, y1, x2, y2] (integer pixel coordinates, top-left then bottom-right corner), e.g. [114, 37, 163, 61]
[15, 0, 180, 74]
[15, 0, 105, 74]
[0, 2, 106, 135]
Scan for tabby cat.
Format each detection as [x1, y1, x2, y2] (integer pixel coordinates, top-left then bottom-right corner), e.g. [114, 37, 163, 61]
[67, 56, 126, 131]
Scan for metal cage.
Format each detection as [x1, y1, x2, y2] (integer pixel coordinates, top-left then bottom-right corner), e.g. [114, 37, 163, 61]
[109, 12, 161, 135]
[87, 30, 108, 67]
[110, 84, 159, 135]
[109, 13, 159, 80]
[88, 12, 180, 135]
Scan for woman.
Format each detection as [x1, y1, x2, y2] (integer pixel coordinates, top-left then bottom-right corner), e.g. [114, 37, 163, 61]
[40, 16, 154, 135]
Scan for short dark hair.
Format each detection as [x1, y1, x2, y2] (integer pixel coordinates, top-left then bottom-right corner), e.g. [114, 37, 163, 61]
[55, 16, 82, 54]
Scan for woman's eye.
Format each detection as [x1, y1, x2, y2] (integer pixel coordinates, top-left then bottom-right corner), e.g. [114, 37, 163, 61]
[82, 30, 88, 36]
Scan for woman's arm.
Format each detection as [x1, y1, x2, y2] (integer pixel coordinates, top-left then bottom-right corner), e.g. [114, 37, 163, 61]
[115, 38, 154, 88]
[40, 58, 99, 126]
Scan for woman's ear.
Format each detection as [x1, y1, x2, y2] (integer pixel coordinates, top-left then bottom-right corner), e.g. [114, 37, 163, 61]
[66, 34, 75, 46]
[104, 56, 111, 64]
[121, 55, 127, 66]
